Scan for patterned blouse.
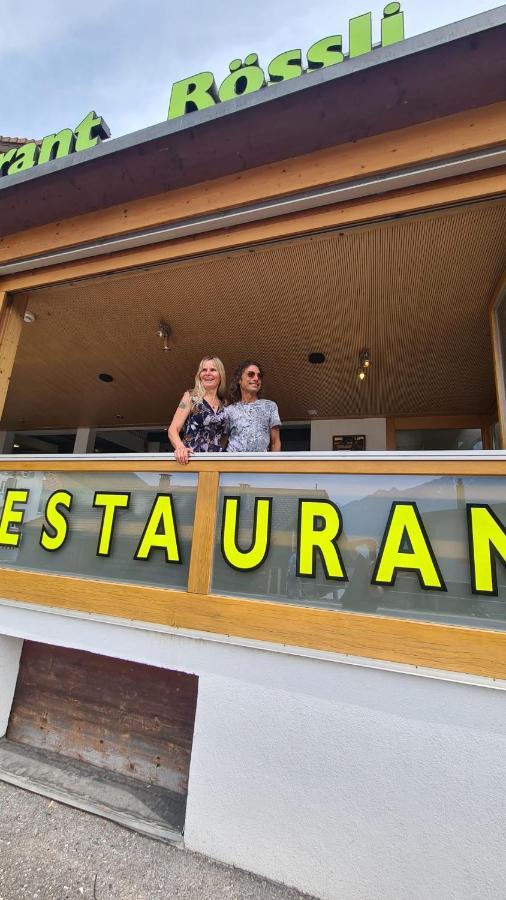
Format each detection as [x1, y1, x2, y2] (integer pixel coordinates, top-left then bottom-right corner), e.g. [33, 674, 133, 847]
[181, 398, 228, 453]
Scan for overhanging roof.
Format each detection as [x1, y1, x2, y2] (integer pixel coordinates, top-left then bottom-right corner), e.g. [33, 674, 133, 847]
[6, 199, 505, 428]
[1, 7, 505, 237]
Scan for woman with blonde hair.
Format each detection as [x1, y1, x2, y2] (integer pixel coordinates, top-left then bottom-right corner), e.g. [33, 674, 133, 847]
[168, 356, 227, 464]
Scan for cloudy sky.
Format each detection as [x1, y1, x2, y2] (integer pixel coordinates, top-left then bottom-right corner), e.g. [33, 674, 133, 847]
[1, 0, 502, 141]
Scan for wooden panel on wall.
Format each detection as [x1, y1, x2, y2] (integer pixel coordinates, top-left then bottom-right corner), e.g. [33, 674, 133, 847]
[7, 642, 199, 795]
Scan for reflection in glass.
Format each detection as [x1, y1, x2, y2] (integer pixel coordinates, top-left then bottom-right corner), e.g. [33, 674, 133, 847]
[0, 470, 197, 590]
[395, 429, 482, 451]
[212, 473, 506, 630]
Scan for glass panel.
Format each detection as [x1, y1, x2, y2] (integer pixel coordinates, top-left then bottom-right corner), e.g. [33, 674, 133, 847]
[93, 429, 172, 453]
[395, 429, 482, 451]
[0, 470, 197, 589]
[12, 433, 76, 454]
[212, 472, 506, 630]
[279, 425, 311, 451]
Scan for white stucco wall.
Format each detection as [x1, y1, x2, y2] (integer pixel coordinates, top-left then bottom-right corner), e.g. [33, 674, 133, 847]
[0, 600, 505, 900]
[0, 633, 23, 736]
[310, 418, 387, 451]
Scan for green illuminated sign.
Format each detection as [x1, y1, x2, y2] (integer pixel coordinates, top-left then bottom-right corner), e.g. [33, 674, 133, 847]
[168, 3, 405, 120]
[1, 4, 405, 181]
[0, 111, 110, 180]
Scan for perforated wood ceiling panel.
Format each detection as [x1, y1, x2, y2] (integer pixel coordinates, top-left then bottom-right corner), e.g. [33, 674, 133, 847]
[4, 200, 506, 429]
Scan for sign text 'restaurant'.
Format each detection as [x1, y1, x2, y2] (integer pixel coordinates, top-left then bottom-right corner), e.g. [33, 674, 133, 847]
[0, 487, 504, 597]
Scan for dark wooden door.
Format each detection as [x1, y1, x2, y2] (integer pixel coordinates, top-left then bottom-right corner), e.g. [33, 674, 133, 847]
[7, 642, 198, 795]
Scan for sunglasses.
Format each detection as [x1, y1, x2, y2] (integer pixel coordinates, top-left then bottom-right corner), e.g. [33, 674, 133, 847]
[245, 370, 262, 378]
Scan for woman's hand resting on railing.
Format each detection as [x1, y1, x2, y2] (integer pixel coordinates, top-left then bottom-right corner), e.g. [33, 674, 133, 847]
[174, 443, 193, 465]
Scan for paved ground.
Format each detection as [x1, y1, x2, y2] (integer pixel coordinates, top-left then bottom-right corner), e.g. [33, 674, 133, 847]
[0, 782, 314, 900]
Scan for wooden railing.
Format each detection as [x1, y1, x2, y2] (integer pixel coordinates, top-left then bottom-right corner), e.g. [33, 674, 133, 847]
[0, 451, 505, 680]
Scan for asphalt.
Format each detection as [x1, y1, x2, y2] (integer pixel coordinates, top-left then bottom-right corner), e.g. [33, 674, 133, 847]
[0, 781, 314, 900]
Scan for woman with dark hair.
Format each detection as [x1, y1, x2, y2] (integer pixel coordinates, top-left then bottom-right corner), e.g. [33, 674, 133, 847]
[225, 360, 281, 452]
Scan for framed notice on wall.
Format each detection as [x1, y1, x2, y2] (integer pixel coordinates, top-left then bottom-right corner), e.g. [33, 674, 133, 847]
[332, 434, 366, 451]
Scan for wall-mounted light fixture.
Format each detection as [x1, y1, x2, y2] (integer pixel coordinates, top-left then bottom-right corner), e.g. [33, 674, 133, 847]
[156, 321, 172, 351]
[358, 349, 371, 382]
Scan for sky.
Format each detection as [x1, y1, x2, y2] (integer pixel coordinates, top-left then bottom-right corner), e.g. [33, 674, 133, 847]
[1, 0, 503, 141]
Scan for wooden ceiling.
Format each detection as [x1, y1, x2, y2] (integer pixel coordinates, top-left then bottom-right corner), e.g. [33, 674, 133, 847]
[4, 199, 506, 430]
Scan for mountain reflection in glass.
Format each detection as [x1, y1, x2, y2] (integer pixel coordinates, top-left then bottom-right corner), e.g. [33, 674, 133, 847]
[211, 473, 506, 631]
[0, 470, 197, 590]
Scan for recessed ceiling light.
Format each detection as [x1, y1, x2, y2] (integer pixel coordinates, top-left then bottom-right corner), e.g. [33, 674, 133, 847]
[308, 353, 325, 364]
[98, 373, 114, 383]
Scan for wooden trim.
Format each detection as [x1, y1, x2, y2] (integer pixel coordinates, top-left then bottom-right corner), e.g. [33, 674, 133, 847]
[385, 418, 396, 451]
[0, 458, 505, 475]
[187, 471, 220, 594]
[2, 102, 506, 266]
[2, 168, 506, 295]
[0, 567, 505, 680]
[0, 293, 27, 420]
[488, 267, 506, 314]
[489, 270, 506, 448]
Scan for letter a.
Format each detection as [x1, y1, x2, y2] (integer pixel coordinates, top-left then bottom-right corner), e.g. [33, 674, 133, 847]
[134, 494, 181, 563]
[467, 504, 506, 596]
[372, 502, 446, 590]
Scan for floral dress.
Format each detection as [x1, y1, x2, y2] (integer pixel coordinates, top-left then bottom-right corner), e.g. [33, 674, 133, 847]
[181, 398, 228, 453]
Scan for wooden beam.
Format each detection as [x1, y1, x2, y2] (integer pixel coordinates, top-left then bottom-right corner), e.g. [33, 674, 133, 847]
[0, 458, 503, 475]
[187, 471, 220, 594]
[0, 293, 27, 420]
[0, 568, 505, 680]
[2, 168, 505, 295]
[489, 270, 506, 448]
[1, 101, 505, 266]
[489, 271, 506, 448]
[385, 418, 396, 450]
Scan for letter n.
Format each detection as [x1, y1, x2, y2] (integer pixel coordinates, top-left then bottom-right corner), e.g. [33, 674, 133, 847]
[467, 504, 506, 596]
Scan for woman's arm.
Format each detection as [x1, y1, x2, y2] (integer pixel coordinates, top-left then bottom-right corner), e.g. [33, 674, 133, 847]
[168, 391, 193, 464]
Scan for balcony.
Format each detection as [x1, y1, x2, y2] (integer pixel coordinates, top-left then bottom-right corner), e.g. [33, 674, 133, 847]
[0, 450, 505, 681]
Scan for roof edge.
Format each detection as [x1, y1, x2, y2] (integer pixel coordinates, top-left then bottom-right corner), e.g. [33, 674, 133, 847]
[1, 6, 505, 194]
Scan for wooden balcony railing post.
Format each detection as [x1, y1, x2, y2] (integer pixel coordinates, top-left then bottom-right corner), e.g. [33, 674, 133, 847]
[187, 471, 220, 594]
[0, 292, 27, 421]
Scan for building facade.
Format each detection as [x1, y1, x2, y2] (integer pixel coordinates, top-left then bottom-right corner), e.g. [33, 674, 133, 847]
[0, 9, 505, 899]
